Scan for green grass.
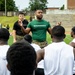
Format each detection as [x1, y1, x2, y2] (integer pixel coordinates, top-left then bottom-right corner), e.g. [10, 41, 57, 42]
[8, 36, 13, 45]
[64, 34, 73, 44]
[0, 16, 18, 27]
[8, 34, 73, 46]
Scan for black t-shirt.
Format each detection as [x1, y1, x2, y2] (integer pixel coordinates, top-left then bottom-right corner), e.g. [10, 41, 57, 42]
[13, 19, 28, 36]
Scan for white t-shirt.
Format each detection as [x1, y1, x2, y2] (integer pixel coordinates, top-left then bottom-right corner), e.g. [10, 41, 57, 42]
[31, 43, 41, 52]
[31, 43, 44, 68]
[44, 42, 74, 75]
[0, 45, 10, 75]
[72, 38, 75, 43]
[71, 38, 75, 74]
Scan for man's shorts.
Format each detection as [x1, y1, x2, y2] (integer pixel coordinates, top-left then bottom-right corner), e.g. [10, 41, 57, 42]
[33, 40, 48, 48]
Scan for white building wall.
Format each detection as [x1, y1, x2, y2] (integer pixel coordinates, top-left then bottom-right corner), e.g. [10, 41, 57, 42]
[65, 0, 67, 9]
[46, 9, 75, 14]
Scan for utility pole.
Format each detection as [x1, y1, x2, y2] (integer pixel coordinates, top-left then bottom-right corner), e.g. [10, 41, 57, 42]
[5, 0, 7, 16]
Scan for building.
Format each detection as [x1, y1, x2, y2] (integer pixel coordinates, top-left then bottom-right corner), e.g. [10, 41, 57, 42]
[65, 0, 75, 9]
[45, 7, 59, 12]
[46, 7, 59, 10]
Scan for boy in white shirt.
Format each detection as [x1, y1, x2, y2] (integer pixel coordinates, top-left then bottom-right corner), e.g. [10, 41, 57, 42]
[6, 40, 36, 75]
[69, 26, 75, 75]
[24, 34, 44, 75]
[0, 28, 10, 75]
[70, 26, 75, 48]
[37, 26, 74, 75]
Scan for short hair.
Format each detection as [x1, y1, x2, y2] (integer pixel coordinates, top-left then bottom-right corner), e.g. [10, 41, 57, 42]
[35, 9, 43, 11]
[51, 26, 65, 39]
[72, 26, 75, 34]
[0, 28, 10, 41]
[24, 34, 32, 43]
[6, 41, 36, 75]
[35, 9, 43, 12]
[18, 11, 25, 16]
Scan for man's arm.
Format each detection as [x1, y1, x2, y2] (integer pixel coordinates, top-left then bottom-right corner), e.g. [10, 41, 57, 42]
[73, 48, 75, 59]
[20, 25, 31, 34]
[19, 21, 31, 34]
[12, 30, 16, 43]
[36, 49, 44, 63]
[47, 28, 52, 34]
[47, 21, 51, 35]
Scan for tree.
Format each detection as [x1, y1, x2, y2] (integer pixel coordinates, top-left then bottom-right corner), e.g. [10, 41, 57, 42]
[0, 0, 18, 11]
[29, 0, 47, 11]
[22, 7, 30, 12]
[60, 5, 64, 10]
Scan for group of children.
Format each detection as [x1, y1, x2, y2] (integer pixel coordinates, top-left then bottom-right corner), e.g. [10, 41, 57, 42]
[0, 25, 75, 75]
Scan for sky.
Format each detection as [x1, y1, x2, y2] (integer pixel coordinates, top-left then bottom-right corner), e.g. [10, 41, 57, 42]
[14, 0, 65, 11]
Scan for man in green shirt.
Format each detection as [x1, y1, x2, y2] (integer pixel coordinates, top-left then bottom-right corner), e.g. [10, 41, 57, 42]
[20, 10, 51, 48]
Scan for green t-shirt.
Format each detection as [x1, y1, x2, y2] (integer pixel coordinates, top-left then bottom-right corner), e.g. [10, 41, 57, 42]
[27, 19, 51, 42]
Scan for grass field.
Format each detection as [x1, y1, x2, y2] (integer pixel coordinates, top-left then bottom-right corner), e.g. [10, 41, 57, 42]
[8, 34, 73, 46]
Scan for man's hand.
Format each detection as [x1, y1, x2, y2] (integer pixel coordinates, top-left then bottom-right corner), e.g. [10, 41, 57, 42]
[13, 39, 16, 43]
[18, 20, 23, 27]
[56, 22, 61, 26]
